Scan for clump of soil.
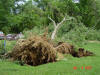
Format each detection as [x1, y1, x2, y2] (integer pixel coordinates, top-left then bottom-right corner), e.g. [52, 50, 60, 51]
[8, 36, 57, 66]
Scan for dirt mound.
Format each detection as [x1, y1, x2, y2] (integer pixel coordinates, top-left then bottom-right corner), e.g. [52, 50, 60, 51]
[8, 36, 57, 66]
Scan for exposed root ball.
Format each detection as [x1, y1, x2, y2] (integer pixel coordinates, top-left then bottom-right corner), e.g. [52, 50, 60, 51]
[6, 35, 94, 66]
[55, 42, 94, 58]
[77, 48, 94, 57]
[9, 36, 57, 66]
[55, 43, 74, 54]
[56, 52, 64, 61]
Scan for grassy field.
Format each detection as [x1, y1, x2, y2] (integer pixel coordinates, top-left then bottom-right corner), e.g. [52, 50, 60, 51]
[0, 40, 16, 52]
[0, 41, 100, 75]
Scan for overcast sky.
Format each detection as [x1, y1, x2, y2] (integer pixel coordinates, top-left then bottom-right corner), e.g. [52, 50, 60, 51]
[16, 0, 79, 7]
[73, 0, 80, 3]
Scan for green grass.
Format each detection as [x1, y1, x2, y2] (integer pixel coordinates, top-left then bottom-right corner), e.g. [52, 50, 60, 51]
[0, 40, 16, 52]
[0, 42, 100, 75]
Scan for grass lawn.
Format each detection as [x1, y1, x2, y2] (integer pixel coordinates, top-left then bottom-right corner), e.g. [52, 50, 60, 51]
[0, 42, 100, 75]
[0, 40, 16, 52]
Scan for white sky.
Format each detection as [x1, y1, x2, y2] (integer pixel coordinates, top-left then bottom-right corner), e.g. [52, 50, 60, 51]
[73, 0, 80, 3]
[15, 0, 79, 7]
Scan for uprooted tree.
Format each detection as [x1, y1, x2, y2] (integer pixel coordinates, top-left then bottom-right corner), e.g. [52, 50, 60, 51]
[2, 16, 94, 66]
[48, 15, 73, 40]
[4, 35, 94, 66]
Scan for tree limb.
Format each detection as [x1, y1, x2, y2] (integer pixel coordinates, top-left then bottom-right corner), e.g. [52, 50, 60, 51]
[48, 15, 73, 40]
[48, 16, 56, 27]
[57, 17, 73, 28]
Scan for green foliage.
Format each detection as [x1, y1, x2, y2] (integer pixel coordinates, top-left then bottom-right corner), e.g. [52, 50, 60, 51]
[8, 13, 40, 33]
[0, 40, 6, 55]
[0, 0, 14, 31]
[0, 0, 100, 46]
[0, 40, 16, 55]
[58, 24, 100, 47]
[86, 29, 100, 41]
[0, 0, 100, 32]
[23, 26, 45, 38]
[78, 0, 100, 28]
[60, 24, 87, 47]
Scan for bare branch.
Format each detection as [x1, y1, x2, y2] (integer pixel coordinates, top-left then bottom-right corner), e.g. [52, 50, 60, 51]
[57, 17, 66, 27]
[48, 16, 56, 27]
[48, 15, 73, 40]
[57, 17, 72, 27]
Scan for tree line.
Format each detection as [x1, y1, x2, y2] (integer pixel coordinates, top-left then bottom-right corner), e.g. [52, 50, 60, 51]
[0, 0, 100, 34]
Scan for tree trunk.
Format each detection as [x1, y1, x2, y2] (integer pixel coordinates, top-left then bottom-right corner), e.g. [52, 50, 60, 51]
[51, 26, 58, 40]
[48, 15, 72, 40]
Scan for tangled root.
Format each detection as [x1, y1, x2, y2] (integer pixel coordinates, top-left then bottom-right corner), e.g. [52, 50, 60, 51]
[56, 42, 75, 54]
[9, 36, 57, 66]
